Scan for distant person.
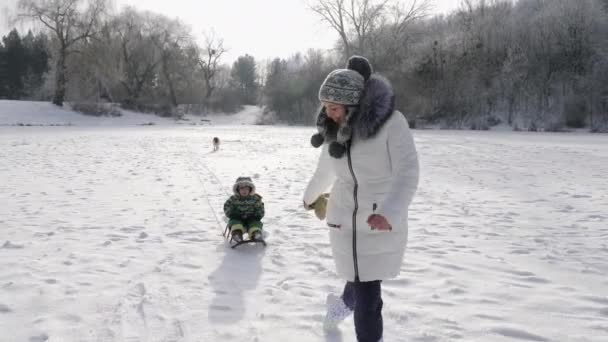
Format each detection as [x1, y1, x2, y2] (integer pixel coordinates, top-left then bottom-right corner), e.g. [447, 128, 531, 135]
[224, 177, 265, 245]
[303, 56, 419, 342]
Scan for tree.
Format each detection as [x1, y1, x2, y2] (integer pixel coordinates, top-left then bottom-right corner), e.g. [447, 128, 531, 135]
[56, 7, 204, 111]
[263, 50, 335, 124]
[264, 58, 289, 117]
[149, 14, 193, 108]
[310, 0, 351, 55]
[2, 29, 27, 99]
[66, 20, 121, 103]
[310, 0, 430, 58]
[18, 0, 108, 106]
[0, 40, 6, 98]
[112, 7, 160, 107]
[198, 31, 227, 101]
[22, 30, 50, 98]
[231, 54, 258, 105]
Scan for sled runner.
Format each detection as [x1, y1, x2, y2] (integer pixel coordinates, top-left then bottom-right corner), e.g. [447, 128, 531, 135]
[223, 224, 267, 249]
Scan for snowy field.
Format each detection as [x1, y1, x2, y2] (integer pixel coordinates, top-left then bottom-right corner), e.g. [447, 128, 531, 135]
[0, 100, 262, 127]
[1, 108, 608, 341]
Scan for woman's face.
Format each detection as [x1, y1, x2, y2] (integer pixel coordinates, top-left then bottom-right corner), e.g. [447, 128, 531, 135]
[323, 102, 346, 124]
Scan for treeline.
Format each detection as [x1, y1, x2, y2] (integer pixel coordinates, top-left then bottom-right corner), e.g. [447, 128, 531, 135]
[6, 0, 608, 130]
[395, 0, 608, 131]
[8, 0, 262, 116]
[268, 0, 608, 130]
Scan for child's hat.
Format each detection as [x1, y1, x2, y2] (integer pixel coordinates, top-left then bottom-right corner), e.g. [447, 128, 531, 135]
[233, 176, 256, 195]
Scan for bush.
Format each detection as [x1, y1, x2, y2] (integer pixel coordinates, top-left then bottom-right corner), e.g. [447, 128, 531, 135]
[208, 88, 242, 113]
[256, 109, 278, 125]
[545, 121, 568, 132]
[564, 96, 588, 128]
[408, 118, 417, 129]
[71, 102, 122, 117]
[469, 119, 489, 131]
[486, 115, 502, 127]
[590, 117, 608, 133]
[512, 122, 521, 131]
[135, 103, 172, 117]
[178, 104, 206, 115]
[528, 120, 540, 132]
[590, 126, 608, 133]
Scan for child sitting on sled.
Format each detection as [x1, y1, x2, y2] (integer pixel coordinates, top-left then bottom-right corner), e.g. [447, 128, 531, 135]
[223, 176, 265, 243]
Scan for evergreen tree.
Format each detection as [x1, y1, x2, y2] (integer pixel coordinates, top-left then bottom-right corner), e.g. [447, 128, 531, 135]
[22, 31, 49, 96]
[0, 40, 7, 98]
[2, 29, 27, 99]
[231, 54, 258, 105]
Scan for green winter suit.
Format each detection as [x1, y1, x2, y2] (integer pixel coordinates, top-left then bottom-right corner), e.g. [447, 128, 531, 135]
[224, 177, 264, 235]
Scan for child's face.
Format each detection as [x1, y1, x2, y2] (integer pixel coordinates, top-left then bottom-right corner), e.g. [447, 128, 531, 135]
[238, 186, 251, 197]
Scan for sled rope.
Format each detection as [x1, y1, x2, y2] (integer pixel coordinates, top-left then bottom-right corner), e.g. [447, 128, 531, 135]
[184, 144, 309, 232]
[182, 145, 226, 233]
[189, 147, 231, 197]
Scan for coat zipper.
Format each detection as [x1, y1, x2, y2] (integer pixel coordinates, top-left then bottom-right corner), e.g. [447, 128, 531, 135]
[346, 141, 360, 281]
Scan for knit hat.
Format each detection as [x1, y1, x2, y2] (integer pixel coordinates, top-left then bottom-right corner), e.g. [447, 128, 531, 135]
[318, 69, 365, 105]
[233, 176, 256, 195]
[311, 56, 374, 158]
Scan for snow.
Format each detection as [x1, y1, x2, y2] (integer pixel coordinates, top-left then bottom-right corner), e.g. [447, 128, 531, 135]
[1, 102, 608, 341]
[0, 100, 263, 127]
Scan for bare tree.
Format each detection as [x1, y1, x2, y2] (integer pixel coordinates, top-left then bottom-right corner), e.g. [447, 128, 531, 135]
[347, 0, 389, 54]
[310, 0, 351, 55]
[148, 14, 191, 108]
[18, 0, 107, 106]
[113, 7, 160, 107]
[197, 31, 226, 101]
[68, 21, 121, 103]
[309, 0, 430, 58]
[371, 0, 431, 67]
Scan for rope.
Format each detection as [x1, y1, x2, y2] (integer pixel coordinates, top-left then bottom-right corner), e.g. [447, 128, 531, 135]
[189, 149, 231, 197]
[181, 145, 226, 233]
[183, 144, 311, 233]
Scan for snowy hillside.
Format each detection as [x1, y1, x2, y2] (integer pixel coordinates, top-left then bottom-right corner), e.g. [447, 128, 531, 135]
[0, 122, 607, 341]
[0, 100, 262, 126]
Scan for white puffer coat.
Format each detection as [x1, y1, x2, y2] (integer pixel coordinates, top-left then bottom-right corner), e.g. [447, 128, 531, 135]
[304, 77, 419, 282]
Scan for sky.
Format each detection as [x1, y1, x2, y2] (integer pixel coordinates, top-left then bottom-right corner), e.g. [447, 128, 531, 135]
[1, 0, 462, 63]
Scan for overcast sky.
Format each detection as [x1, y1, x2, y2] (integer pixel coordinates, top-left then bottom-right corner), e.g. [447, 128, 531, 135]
[1, 0, 462, 63]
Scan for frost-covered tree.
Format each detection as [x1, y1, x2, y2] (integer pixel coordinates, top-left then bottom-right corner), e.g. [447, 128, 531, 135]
[18, 0, 108, 106]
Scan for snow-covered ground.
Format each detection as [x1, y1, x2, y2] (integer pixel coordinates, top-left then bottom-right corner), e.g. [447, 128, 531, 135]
[0, 100, 262, 127]
[1, 103, 608, 341]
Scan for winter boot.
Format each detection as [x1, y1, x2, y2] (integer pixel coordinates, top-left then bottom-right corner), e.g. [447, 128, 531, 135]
[231, 230, 243, 244]
[323, 293, 353, 329]
[250, 230, 263, 241]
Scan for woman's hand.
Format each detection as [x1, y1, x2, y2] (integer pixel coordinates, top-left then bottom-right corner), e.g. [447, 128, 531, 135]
[368, 214, 392, 231]
[304, 194, 329, 220]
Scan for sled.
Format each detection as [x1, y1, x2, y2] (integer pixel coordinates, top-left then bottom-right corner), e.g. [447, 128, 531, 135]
[223, 224, 267, 249]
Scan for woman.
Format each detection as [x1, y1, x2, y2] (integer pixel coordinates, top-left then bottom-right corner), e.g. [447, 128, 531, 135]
[303, 56, 419, 342]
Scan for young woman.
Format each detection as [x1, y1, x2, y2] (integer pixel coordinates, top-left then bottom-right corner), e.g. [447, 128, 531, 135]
[304, 56, 419, 342]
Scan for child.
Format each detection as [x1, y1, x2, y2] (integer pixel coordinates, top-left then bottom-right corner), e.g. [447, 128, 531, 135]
[223, 176, 265, 243]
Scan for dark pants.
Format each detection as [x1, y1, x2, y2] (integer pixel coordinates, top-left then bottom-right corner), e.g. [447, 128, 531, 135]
[341, 280, 383, 342]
